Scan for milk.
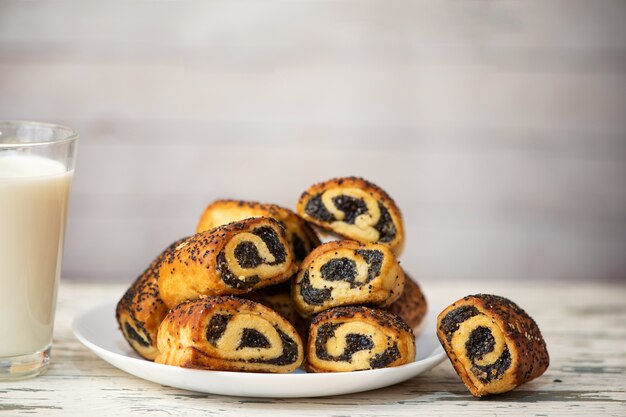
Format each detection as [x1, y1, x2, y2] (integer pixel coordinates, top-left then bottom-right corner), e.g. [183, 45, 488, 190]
[0, 154, 73, 357]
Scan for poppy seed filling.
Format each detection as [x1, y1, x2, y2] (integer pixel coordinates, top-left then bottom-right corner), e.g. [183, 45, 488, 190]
[472, 346, 512, 383]
[238, 328, 271, 349]
[374, 203, 396, 243]
[300, 269, 331, 305]
[304, 194, 334, 222]
[320, 258, 358, 286]
[315, 323, 372, 362]
[315, 322, 400, 369]
[234, 241, 263, 268]
[217, 252, 261, 290]
[466, 326, 512, 382]
[440, 306, 512, 382]
[124, 322, 150, 347]
[466, 326, 495, 361]
[439, 305, 479, 342]
[205, 314, 299, 366]
[218, 226, 287, 289]
[251, 226, 287, 265]
[354, 249, 383, 282]
[304, 193, 397, 242]
[248, 329, 299, 366]
[331, 195, 368, 224]
[206, 314, 232, 345]
[369, 344, 401, 369]
[290, 233, 307, 262]
[299, 249, 384, 305]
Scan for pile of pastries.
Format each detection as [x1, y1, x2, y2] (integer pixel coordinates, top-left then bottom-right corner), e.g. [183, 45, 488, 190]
[116, 176, 549, 397]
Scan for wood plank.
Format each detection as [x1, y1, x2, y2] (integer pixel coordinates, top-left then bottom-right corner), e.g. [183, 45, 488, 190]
[1, 0, 625, 285]
[2, 281, 624, 416]
[67, 144, 626, 208]
[1, 63, 625, 132]
[61, 207, 626, 282]
[55, 141, 626, 282]
[1, 0, 625, 49]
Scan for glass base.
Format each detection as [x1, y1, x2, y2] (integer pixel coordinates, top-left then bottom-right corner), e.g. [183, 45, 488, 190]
[0, 345, 51, 380]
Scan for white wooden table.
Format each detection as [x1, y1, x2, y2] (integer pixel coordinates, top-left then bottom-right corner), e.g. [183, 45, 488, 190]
[1, 281, 625, 416]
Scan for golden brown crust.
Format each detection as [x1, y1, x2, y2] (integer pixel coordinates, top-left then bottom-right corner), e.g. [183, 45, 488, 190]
[387, 273, 428, 329]
[158, 217, 297, 309]
[116, 237, 187, 360]
[305, 306, 415, 372]
[196, 199, 320, 264]
[155, 296, 304, 373]
[291, 240, 405, 318]
[296, 177, 405, 254]
[436, 294, 549, 397]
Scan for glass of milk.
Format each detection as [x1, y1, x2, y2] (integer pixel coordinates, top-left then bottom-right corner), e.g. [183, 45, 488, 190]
[0, 121, 78, 379]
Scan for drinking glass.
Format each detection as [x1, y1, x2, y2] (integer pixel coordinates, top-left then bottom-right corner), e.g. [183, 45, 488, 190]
[0, 121, 78, 379]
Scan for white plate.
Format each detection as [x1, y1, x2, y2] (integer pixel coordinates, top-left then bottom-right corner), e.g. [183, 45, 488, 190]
[72, 301, 446, 398]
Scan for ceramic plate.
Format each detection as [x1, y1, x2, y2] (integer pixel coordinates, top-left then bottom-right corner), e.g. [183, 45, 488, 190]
[72, 301, 445, 398]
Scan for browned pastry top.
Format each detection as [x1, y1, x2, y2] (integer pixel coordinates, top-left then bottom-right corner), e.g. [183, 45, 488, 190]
[465, 294, 549, 383]
[196, 199, 320, 264]
[388, 273, 428, 329]
[155, 296, 304, 373]
[436, 294, 549, 397]
[292, 240, 405, 317]
[306, 306, 415, 372]
[115, 237, 187, 360]
[296, 176, 405, 254]
[158, 217, 296, 308]
[298, 177, 399, 213]
[311, 305, 413, 334]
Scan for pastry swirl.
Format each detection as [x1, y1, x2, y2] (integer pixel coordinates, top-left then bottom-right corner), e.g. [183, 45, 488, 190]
[387, 273, 428, 329]
[436, 294, 549, 397]
[306, 306, 415, 372]
[158, 217, 297, 309]
[196, 199, 320, 264]
[292, 240, 404, 318]
[155, 296, 304, 373]
[296, 177, 404, 254]
[116, 237, 187, 360]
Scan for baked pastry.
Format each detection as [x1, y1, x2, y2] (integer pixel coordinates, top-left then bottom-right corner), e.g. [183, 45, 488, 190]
[158, 217, 297, 309]
[116, 237, 187, 360]
[296, 177, 405, 254]
[155, 296, 304, 373]
[244, 283, 309, 339]
[388, 273, 428, 329]
[305, 306, 415, 372]
[436, 294, 549, 397]
[196, 199, 320, 264]
[292, 240, 404, 318]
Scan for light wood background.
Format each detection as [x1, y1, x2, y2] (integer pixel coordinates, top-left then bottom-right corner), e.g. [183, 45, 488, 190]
[0, 0, 625, 283]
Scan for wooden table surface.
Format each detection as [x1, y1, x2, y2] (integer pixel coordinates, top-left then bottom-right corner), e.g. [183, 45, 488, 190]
[1, 280, 625, 416]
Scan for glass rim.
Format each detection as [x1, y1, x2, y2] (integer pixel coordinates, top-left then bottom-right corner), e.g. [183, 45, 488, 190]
[0, 120, 79, 148]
